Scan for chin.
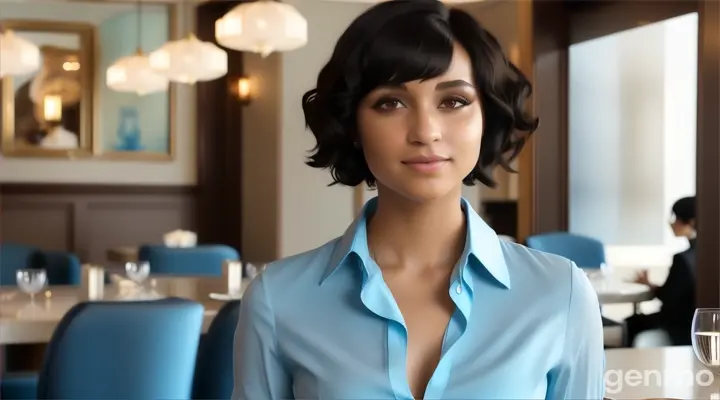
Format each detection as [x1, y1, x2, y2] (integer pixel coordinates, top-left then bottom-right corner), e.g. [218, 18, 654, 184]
[393, 181, 459, 204]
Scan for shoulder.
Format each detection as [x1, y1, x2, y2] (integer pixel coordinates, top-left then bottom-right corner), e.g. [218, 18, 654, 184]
[499, 240, 599, 311]
[499, 240, 579, 282]
[674, 246, 696, 269]
[240, 237, 341, 311]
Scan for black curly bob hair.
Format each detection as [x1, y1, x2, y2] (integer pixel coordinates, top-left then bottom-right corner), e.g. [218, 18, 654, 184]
[302, 0, 539, 188]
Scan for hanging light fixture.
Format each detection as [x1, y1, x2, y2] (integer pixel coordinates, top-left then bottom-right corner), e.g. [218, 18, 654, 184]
[107, 51, 168, 95]
[148, 33, 228, 84]
[106, 0, 168, 95]
[0, 30, 41, 77]
[215, 0, 308, 58]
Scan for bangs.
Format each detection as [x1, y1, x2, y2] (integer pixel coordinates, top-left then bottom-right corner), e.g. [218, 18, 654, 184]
[357, 12, 454, 96]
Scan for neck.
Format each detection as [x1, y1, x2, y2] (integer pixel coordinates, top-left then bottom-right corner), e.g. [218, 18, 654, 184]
[366, 187, 466, 272]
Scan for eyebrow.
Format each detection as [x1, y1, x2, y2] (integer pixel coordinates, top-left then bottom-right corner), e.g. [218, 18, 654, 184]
[435, 80, 475, 90]
[381, 79, 475, 91]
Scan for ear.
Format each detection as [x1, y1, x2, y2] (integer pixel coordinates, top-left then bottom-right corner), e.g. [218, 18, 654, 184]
[689, 218, 697, 229]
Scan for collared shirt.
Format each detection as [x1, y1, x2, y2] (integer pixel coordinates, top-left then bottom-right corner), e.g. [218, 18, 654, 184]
[233, 198, 605, 400]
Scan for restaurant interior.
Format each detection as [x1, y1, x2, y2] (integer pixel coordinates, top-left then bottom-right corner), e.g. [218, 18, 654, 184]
[1, 0, 720, 398]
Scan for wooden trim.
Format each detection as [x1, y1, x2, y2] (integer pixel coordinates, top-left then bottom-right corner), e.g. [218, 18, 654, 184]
[0, 183, 196, 196]
[516, 0, 535, 243]
[568, 0, 698, 45]
[517, 0, 570, 243]
[696, 0, 720, 308]
[195, 1, 245, 253]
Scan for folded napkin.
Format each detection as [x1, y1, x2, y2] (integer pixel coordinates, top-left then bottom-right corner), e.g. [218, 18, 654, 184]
[163, 229, 197, 248]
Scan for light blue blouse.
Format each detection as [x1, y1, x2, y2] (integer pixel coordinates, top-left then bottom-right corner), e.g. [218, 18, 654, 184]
[233, 198, 605, 400]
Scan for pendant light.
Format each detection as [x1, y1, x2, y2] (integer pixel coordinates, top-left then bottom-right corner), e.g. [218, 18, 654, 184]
[106, 0, 168, 95]
[0, 30, 41, 77]
[215, 0, 307, 58]
[148, 33, 228, 84]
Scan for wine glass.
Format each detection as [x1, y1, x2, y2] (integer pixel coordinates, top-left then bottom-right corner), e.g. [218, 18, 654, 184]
[125, 261, 150, 284]
[692, 308, 720, 373]
[16, 269, 47, 302]
[245, 262, 267, 280]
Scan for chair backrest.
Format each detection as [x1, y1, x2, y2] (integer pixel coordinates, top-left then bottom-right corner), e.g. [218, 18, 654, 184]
[1, 243, 82, 286]
[38, 298, 204, 400]
[192, 300, 241, 400]
[138, 245, 239, 276]
[525, 232, 606, 268]
[40, 251, 82, 285]
[0, 243, 44, 285]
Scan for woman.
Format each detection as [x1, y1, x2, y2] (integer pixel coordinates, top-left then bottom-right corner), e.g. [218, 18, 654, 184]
[233, 1, 605, 399]
[626, 196, 697, 346]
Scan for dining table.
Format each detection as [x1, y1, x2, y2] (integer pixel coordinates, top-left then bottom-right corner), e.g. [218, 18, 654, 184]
[604, 346, 720, 399]
[0, 275, 250, 346]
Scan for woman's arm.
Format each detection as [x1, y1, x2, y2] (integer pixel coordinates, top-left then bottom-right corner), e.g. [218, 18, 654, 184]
[232, 273, 293, 400]
[546, 262, 606, 400]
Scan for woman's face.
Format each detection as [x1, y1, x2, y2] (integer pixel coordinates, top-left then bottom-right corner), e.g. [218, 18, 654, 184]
[670, 216, 696, 238]
[356, 42, 483, 203]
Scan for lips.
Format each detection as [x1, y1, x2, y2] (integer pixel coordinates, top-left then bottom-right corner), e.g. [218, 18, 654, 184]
[402, 155, 450, 164]
[401, 155, 450, 173]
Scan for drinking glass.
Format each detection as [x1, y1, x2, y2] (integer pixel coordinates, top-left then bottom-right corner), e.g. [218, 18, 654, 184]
[245, 262, 267, 280]
[125, 261, 150, 284]
[692, 308, 720, 373]
[16, 269, 47, 302]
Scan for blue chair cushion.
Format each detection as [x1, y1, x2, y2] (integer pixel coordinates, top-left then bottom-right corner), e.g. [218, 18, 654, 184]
[1, 372, 39, 400]
[138, 245, 239, 276]
[0, 243, 44, 285]
[525, 232, 606, 268]
[192, 300, 241, 399]
[37, 298, 204, 399]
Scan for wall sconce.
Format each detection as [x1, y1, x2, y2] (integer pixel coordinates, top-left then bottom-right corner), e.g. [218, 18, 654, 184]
[236, 76, 252, 105]
[43, 94, 62, 122]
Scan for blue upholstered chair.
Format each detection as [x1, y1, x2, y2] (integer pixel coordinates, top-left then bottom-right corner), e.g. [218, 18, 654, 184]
[0, 243, 81, 286]
[0, 374, 38, 400]
[37, 298, 204, 399]
[525, 232, 606, 268]
[0, 243, 43, 285]
[192, 300, 241, 400]
[138, 245, 239, 276]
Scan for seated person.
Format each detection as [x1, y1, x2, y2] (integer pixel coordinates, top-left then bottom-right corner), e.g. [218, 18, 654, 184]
[625, 196, 696, 346]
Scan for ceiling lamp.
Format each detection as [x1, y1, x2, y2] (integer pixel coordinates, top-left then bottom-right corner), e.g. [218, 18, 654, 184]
[148, 33, 228, 84]
[0, 30, 41, 77]
[322, 0, 484, 2]
[106, 51, 169, 96]
[215, 0, 307, 58]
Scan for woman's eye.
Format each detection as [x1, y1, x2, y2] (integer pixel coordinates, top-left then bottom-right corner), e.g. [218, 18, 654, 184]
[373, 99, 404, 110]
[439, 97, 471, 109]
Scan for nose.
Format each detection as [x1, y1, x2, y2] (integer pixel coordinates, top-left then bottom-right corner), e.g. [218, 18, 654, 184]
[407, 106, 441, 145]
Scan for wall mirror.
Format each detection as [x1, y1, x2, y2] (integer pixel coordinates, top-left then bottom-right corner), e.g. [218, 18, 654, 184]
[0, 1, 176, 160]
[0, 20, 94, 157]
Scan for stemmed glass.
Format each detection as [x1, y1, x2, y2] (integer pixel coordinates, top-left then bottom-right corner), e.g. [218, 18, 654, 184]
[124, 262, 151, 298]
[245, 262, 267, 280]
[125, 261, 150, 284]
[16, 269, 47, 303]
[692, 308, 720, 374]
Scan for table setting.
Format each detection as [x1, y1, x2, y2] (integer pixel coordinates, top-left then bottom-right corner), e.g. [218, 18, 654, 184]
[0, 259, 261, 345]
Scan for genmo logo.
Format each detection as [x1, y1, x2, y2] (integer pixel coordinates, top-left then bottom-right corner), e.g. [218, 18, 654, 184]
[605, 368, 715, 394]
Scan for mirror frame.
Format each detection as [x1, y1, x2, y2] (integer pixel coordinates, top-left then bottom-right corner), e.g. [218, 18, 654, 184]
[0, 20, 96, 158]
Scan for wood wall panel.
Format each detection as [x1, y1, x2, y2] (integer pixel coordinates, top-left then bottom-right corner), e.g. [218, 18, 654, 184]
[696, 0, 720, 308]
[0, 184, 196, 266]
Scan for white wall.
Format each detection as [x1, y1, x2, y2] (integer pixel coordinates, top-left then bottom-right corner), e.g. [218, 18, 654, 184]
[0, 1, 197, 185]
[279, 0, 370, 257]
[569, 13, 697, 267]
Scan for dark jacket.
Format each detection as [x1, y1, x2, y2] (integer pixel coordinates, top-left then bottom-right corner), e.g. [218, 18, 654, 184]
[656, 239, 696, 345]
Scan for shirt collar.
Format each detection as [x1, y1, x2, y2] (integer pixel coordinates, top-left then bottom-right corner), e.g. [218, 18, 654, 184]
[320, 197, 511, 288]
